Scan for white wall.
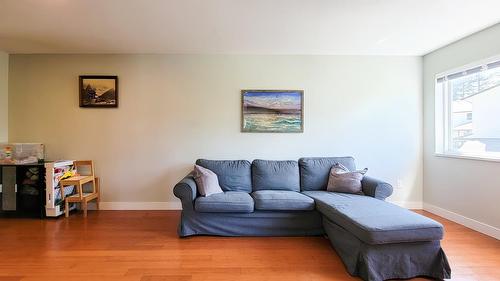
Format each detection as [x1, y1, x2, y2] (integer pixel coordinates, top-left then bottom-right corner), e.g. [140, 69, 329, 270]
[423, 24, 500, 230]
[0, 52, 7, 142]
[9, 55, 422, 208]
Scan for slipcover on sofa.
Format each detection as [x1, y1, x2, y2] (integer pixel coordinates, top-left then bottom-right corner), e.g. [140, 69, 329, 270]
[173, 157, 451, 281]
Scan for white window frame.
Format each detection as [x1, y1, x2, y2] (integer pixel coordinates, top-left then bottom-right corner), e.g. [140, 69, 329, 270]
[435, 54, 500, 162]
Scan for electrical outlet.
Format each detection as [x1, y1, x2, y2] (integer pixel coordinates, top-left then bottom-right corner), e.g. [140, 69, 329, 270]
[396, 179, 403, 189]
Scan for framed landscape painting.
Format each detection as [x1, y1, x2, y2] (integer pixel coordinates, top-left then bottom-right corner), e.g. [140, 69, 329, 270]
[79, 75, 118, 108]
[241, 90, 304, 133]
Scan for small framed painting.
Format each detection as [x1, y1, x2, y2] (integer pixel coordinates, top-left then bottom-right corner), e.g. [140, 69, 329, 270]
[241, 89, 304, 133]
[79, 75, 118, 108]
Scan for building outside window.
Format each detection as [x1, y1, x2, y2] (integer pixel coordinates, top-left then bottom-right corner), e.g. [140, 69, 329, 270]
[435, 56, 500, 160]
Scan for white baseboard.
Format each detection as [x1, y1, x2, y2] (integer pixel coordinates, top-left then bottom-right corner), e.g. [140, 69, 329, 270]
[388, 200, 423, 209]
[99, 201, 182, 210]
[423, 203, 500, 240]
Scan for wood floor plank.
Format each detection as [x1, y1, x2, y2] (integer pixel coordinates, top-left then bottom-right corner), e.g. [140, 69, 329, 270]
[0, 210, 498, 281]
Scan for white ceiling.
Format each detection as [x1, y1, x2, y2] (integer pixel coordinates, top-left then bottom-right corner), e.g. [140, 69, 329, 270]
[0, 0, 499, 55]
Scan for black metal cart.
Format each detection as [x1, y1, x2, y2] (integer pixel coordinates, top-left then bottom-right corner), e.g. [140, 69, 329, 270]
[0, 162, 46, 218]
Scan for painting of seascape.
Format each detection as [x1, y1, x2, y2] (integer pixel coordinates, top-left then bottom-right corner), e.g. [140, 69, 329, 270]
[242, 90, 303, 133]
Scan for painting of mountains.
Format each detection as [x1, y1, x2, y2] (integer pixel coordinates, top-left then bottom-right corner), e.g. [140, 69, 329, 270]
[79, 76, 118, 108]
[242, 90, 303, 133]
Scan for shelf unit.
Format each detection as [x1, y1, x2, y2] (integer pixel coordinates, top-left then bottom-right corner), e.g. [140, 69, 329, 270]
[0, 163, 46, 218]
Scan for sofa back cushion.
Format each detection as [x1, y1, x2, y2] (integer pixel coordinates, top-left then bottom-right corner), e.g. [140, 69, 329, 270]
[252, 160, 300, 191]
[299, 157, 356, 191]
[196, 159, 252, 192]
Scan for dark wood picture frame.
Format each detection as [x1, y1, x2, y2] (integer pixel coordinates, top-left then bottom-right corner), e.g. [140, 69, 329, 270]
[79, 75, 119, 108]
[241, 89, 304, 133]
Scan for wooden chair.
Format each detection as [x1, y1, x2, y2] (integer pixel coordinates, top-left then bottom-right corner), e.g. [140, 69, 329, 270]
[60, 160, 100, 217]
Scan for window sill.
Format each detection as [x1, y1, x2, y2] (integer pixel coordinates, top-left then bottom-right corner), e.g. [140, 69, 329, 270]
[434, 152, 500, 163]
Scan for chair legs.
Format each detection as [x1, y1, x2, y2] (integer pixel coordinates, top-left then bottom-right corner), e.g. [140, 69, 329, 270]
[63, 177, 100, 218]
[65, 199, 69, 218]
[95, 177, 100, 210]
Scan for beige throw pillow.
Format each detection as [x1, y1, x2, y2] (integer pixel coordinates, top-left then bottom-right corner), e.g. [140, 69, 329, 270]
[193, 164, 224, 197]
[327, 163, 368, 194]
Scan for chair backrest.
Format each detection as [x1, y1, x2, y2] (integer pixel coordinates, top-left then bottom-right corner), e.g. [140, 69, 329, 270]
[73, 160, 95, 177]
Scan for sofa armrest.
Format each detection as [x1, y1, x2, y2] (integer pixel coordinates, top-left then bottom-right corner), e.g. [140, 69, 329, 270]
[173, 173, 198, 211]
[361, 176, 393, 200]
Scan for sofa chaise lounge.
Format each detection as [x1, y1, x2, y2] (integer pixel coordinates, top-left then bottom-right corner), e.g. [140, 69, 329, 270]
[173, 157, 451, 281]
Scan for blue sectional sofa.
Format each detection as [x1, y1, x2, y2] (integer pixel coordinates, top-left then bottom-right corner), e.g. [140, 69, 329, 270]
[173, 157, 451, 281]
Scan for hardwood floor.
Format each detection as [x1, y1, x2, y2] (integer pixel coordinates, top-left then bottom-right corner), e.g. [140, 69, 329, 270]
[0, 210, 498, 281]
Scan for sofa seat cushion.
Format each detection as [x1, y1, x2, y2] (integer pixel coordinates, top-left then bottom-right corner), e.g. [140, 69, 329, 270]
[302, 191, 443, 244]
[195, 191, 254, 213]
[251, 190, 315, 211]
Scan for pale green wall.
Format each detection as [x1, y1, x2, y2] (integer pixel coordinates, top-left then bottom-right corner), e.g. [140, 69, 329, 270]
[9, 54, 423, 207]
[423, 23, 500, 229]
[0, 52, 7, 142]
